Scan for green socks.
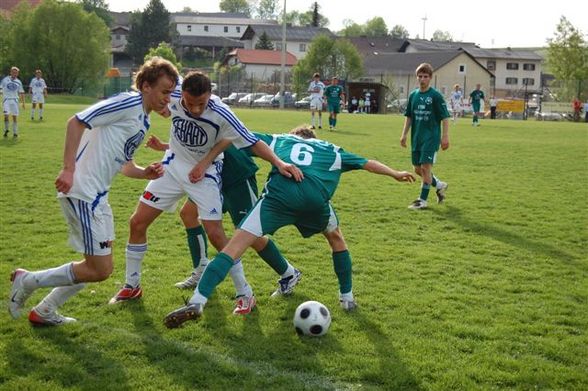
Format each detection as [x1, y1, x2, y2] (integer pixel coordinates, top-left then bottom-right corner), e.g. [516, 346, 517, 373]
[333, 250, 352, 294]
[186, 226, 208, 268]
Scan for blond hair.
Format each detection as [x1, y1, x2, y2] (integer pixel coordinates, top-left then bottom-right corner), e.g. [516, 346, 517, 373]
[134, 57, 179, 91]
[289, 125, 317, 139]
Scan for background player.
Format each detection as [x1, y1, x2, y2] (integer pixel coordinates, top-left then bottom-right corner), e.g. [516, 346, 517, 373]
[29, 69, 48, 121]
[469, 83, 486, 126]
[307, 72, 325, 129]
[323, 76, 345, 131]
[7, 57, 178, 326]
[1, 66, 26, 137]
[449, 84, 463, 123]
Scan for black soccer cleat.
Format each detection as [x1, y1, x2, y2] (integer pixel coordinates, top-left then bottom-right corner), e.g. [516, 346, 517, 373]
[164, 303, 203, 329]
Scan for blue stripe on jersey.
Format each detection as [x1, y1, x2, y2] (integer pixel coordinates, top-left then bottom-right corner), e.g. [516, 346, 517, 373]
[171, 91, 181, 99]
[91, 190, 108, 212]
[76, 141, 90, 162]
[208, 100, 258, 145]
[79, 95, 142, 123]
[162, 153, 175, 165]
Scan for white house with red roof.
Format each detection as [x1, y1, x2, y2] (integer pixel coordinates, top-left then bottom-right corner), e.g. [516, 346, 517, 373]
[222, 49, 297, 81]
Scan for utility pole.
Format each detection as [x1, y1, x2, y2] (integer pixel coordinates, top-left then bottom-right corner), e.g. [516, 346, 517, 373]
[279, 0, 287, 109]
[421, 15, 427, 40]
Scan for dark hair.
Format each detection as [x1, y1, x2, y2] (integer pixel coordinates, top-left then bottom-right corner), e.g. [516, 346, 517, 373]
[135, 57, 179, 91]
[289, 125, 317, 139]
[415, 63, 433, 76]
[182, 71, 212, 97]
[313, 72, 320, 78]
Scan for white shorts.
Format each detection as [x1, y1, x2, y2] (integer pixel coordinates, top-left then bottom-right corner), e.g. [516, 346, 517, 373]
[310, 97, 323, 111]
[59, 197, 115, 256]
[2, 99, 19, 116]
[32, 93, 45, 104]
[140, 158, 223, 221]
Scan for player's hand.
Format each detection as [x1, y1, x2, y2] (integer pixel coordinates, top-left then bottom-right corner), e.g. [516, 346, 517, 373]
[157, 106, 171, 118]
[393, 171, 416, 183]
[144, 162, 164, 179]
[277, 162, 304, 182]
[441, 135, 449, 150]
[188, 162, 208, 183]
[55, 169, 74, 194]
[400, 135, 407, 148]
[145, 135, 168, 151]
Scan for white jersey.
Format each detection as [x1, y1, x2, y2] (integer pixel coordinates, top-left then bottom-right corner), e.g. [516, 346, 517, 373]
[61, 92, 149, 206]
[450, 90, 463, 108]
[29, 77, 47, 94]
[1, 76, 25, 101]
[308, 80, 325, 99]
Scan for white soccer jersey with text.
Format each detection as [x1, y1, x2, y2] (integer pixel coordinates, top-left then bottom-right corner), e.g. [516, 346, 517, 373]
[29, 77, 47, 94]
[450, 90, 463, 108]
[61, 92, 149, 207]
[308, 80, 325, 99]
[1, 76, 25, 101]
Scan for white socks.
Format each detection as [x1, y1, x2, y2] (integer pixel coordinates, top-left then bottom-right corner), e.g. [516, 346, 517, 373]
[125, 243, 147, 287]
[35, 283, 86, 314]
[281, 263, 296, 279]
[229, 259, 252, 297]
[26, 262, 76, 289]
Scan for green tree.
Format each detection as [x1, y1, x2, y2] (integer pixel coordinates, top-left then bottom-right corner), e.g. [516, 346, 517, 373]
[126, 0, 171, 64]
[432, 30, 453, 41]
[340, 20, 364, 37]
[145, 42, 182, 70]
[390, 24, 409, 39]
[219, 0, 251, 17]
[364, 17, 388, 37]
[547, 16, 588, 100]
[255, 31, 274, 50]
[256, 0, 279, 19]
[283, 6, 328, 28]
[311, 2, 320, 27]
[0, 14, 14, 73]
[78, 0, 112, 26]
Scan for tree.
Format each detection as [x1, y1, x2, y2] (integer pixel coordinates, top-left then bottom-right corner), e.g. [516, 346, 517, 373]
[340, 20, 364, 37]
[283, 6, 328, 28]
[256, 0, 279, 19]
[390, 24, 409, 39]
[547, 16, 588, 100]
[126, 0, 171, 64]
[432, 30, 453, 41]
[4, 0, 110, 93]
[219, 0, 251, 17]
[311, 2, 319, 27]
[78, 0, 112, 26]
[145, 42, 182, 70]
[364, 17, 388, 37]
[255, 31, 274, 50]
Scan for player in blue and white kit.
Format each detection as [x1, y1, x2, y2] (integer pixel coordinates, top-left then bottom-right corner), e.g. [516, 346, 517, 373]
[109, 71, 303, 314]
[449, 84, 463, 123]
[307, 72, 325, 129]
[8, 57, 179, 326]
[1, 66, 26, 138]
[29, 69, 48, 121]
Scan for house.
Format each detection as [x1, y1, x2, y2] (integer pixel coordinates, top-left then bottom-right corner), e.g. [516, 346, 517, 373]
[110, 12, 133, 76]
[240, 24, 336, 59]
[222, 49, 297, 81]
[0, 0, 42, 17]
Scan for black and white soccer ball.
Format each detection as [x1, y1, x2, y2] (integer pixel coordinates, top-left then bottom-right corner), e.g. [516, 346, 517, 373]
[293, 300, 331, 337]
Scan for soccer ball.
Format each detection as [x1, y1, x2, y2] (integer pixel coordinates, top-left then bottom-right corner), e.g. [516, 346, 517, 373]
[293, 300, 331, 337]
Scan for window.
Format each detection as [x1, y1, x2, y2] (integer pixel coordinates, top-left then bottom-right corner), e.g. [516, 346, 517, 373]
[299, 43, 306, 52]
[506, 62, 519, 70]
[187, 25, 192, 32]
[506, 77, 518, 85]
[523, 63, 535, 71]
[487, 60, 496, 71]
[204, 25, 209, 32]
[522, 78, 535, 86]
[115, 34, 120, 40]
[236, 26, 241, 33]
[224, 26, 228, 33]
[458, 64, 466, 73]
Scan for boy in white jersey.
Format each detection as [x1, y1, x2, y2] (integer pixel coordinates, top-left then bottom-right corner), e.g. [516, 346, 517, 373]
[449, 84, 463, 123]
[8, 57, 179, 326]
[29, 69, 48, 120]
[109, 71, 303, 314]
[307, 72, 325, 129]
[1, 66, 26, 138]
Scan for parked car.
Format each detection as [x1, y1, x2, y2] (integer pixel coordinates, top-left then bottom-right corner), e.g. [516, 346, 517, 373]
[271, 92, 297, 108]
[294, 96, 312, 109]
[535, 111, 563, 121]
[221, 92, 248, 105]
[238, 92, 268, 106]
[252, 94, 275, 107]
[386, 98, 408, 113]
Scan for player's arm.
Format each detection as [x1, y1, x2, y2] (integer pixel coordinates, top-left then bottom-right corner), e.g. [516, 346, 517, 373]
[363, 160, 415, 182]
[120, 160, 164, 180]
[188, 139, 232, 183]
[145, 135, 169, 151]
[250, 140, 304, 182]
[19, 91, 25, 108]
[55, 116, 87, 193]
[400, 117, 411, 148]
[441, 118, 449, 150]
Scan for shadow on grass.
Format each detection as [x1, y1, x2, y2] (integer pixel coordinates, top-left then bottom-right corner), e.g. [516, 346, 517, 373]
[432, 205, 580, 264]
[5, 326, 130, 390]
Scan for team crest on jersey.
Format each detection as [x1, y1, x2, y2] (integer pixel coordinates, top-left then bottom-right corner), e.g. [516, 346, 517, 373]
[425, 97, 433, 105]
[124, 130, 146, 161]
[172, 117, 208, 147]
[6, 81, 19, 91]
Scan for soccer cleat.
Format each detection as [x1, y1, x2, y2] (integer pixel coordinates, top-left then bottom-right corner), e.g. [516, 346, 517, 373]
[3, 130, 8, 137]
[436, 182, 448, 203]
[271, 269, 302, 297]
[28, 307, 77, 327]
[318, 126, 322, 129]
[164, 303, 203, 328]
[13, 134, 18, 138]
[233, 294, 257, 315]
[408, 199, 428, 210]
[8, 269, 34, 319]
[174, 268, 204, 290]
[340, 298, 358, 312]
[310, 126, 316, 129]
[108, 284, 142, 304]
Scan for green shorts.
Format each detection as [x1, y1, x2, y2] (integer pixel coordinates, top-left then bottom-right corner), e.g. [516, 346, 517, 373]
[411, 150, 437, 166]
[327, 102, 340, 114]
[472, 102, 481, 113]
[222, 175, 258, 227]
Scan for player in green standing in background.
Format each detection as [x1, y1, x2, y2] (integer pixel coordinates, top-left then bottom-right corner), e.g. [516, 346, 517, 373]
[400, 62, 450, 210]
[469, 83, 486, 126]
[323, 76, 345, 131]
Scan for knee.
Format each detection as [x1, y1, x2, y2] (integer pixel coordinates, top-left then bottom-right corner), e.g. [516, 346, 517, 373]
[205, 225, 227, 251]
[129, 212, 149, 234]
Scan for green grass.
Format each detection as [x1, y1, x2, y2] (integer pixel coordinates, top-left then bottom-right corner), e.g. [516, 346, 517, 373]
[1, 105, 587, 390]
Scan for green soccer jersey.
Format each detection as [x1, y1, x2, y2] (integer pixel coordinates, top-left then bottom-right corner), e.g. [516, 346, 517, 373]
[221, 145, 258, 189]
[470, 89, 485, 104]
[254, 133, 367, 200]
[324, 84, 344, 104]
[404, 87, 450, 151]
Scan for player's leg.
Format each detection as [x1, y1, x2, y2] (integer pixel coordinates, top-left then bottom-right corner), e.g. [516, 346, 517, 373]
[408, 151, 427, 209]
[3, 113, 9, 137]
[11, 114, 18, 137]
[31, 102, 36, 120]
[39, 102, 44, 120]
[175, 200, 208, 289]
[310, 108, 316, 128]
[323, 224, 357, 311]
[317, 109, 322, 128]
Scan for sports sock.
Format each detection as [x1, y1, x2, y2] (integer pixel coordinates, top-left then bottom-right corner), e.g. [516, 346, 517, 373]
[318, 115, 322, 127]
[125, 243, 147, 287]
[257, 239, 288, 275]
[311, 113, 315, 126]
[229, 259, 252, 297]
[31, 109, 36, 119]
[186, 226, 207, 269]
[35, 283, 86, 314]
[39, 108, 43, 118]
[5, 119, 9, 131]
[12, 122, 17, 134]
[333, 250, 352, 294]
[26, 262, 76, 289]
[333, 118, 337, 127]
[419, 183, 431, 201]
[195, 252, 234, 300]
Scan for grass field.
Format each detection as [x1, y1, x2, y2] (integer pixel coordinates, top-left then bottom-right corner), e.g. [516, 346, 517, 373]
[1, 103, 587, 390]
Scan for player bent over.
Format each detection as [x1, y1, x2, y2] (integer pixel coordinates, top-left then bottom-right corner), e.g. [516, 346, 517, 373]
[7, 57, 179, 326]
[163, 126, 415, 328]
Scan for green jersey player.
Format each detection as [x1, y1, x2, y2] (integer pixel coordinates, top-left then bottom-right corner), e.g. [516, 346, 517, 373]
[163, 126, 415, 328]
[323, 76, 345, 130]
[469, 84, 486, 126]
[400, 62, 450, 210]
